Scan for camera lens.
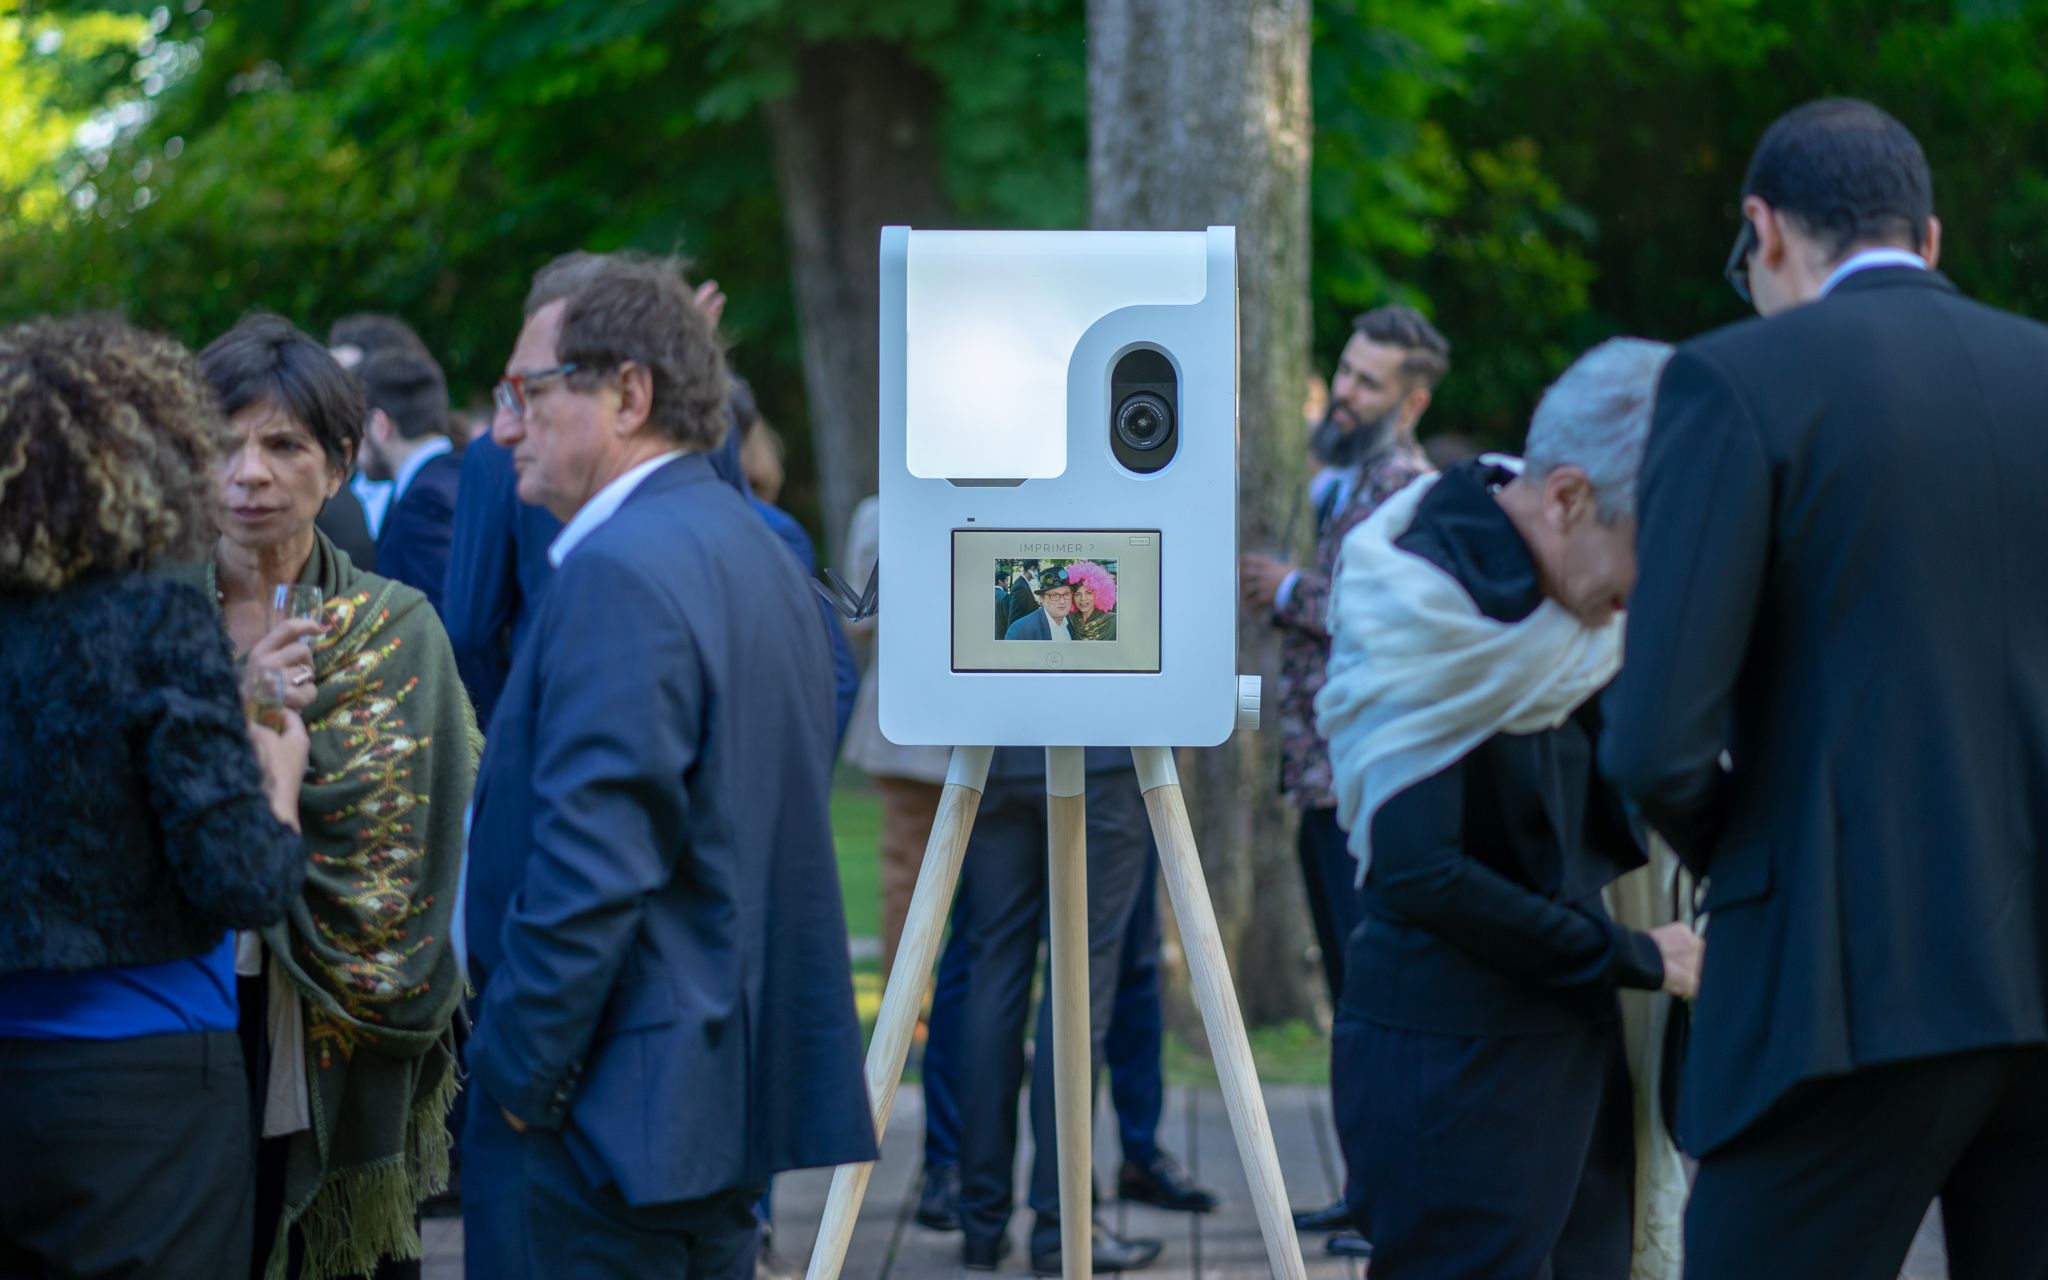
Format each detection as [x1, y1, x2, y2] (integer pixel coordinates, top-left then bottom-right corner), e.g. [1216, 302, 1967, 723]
[1115, 393, 1173, 451]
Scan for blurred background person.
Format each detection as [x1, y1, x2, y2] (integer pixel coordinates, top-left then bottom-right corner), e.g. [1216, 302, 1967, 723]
[358, 343, 462, 616]
[1242, 305, 1448, 1252]
[729, 373, 858, 746]
[191, 314, 476, 1280]
[741, 408, 787, 504]
[1317, 338, 1700, 1280]
[0, 315, 308, 1280]
[838, 492, 953, 981]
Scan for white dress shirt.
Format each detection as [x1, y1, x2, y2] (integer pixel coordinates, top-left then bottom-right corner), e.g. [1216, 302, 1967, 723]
[388, 434, 454, 505]
[1819, 247, 1928, 298]
[548, 450, 687, 567]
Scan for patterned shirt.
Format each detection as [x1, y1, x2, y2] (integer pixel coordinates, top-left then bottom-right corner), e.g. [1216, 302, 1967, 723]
[1272, 443, 1434, 811]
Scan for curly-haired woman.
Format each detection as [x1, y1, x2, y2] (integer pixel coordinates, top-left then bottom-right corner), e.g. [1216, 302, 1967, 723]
[1066, 560, 1118, 642]
[0, 316, 309, 1279]
[181, 315, 476, 1280]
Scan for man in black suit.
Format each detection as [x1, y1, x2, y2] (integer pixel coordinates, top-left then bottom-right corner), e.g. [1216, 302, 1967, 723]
[1602, 99, 2048, 1279]
[358, 345, 463, 615]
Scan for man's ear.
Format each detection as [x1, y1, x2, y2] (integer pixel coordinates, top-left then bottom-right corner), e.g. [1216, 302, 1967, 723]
[368, 409, 396, 447]
[1922, 215, 1943, 272]
[1743, 195, 1788, 277]
[1402, 384, 1433, 427]
[613, 361, 654, 436]
[1544, 466, 1597, 529]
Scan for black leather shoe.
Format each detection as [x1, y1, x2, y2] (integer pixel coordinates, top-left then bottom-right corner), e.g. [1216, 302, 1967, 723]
[916, 1163, 961, 1232]
[1326, 1231, 1374, 1260]
[1030, 1220, 1163, 1275]
[1292, 1198, 1354, 1233]
[962, 1233, 1012, 1271]
[1118, 1151, 1219, 1213]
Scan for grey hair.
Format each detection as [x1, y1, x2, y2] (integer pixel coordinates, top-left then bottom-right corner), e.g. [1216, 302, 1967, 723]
[1522, 337, 1675, 523]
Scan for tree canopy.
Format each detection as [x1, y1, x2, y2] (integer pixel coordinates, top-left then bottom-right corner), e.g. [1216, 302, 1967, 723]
[5, 0, 2046, 530]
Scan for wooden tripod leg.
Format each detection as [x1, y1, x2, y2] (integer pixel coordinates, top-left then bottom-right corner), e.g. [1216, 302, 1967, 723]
[1132, 747, 1308, 1280]
[806, 746, 994, 1280]
[1046, 747, 1093, 1280]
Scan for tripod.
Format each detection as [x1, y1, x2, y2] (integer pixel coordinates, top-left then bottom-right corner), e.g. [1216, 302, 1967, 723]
[806, 745, 1307, 1280]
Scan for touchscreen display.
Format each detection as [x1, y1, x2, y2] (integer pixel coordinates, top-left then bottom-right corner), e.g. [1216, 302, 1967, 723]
[952, 530, 1162, 674]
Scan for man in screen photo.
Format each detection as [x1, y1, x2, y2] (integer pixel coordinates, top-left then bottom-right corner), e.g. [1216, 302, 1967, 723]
[1004, 565, 1075, 640]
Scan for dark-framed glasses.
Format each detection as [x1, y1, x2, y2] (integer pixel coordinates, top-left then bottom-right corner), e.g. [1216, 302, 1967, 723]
[1724, 219, 1759, 305]
[493, 362, 580, 419]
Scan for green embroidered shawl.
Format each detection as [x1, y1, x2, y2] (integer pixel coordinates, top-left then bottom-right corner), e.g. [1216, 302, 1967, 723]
[181, 531, 479, 1279]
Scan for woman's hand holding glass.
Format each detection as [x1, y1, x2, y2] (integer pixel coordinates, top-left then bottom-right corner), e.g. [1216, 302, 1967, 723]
[245, 616, 326, 713]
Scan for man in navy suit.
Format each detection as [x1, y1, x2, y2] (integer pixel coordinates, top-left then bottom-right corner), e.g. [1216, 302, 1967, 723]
[458, 251, 875, 1278]
[1002, 566, 1075, 641]
[358, 345, 463, 615]
[441, 433, 561, 729]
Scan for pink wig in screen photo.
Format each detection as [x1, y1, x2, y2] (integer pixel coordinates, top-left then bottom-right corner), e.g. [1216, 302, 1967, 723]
[1065, 560, 1117, 612]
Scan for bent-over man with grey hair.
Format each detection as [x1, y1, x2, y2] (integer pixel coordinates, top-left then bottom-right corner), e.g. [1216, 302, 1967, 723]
[1313, 339, 1704, 1279]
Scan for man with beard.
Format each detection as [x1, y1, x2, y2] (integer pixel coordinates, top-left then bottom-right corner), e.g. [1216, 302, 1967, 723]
[1239, 305, 1448, 1252]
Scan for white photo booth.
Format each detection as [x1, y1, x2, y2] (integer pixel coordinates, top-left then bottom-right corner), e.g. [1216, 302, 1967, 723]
[808, 228, 1304, 1280]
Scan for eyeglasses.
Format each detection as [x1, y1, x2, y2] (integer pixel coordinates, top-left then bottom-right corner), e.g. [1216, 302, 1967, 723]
[492, 362, 580, 419]
[1724, 219, 1759, 305]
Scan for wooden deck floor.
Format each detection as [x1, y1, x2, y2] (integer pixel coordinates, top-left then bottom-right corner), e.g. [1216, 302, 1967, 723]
[423, 1081, 1950, 1279]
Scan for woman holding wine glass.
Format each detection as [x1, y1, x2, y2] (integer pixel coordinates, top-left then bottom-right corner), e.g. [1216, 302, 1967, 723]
[0, 316, 309, 1279]
[181, 314, 477, 1280]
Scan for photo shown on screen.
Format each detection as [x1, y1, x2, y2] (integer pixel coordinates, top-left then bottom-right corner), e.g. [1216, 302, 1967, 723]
[994, 558, 1120, 642]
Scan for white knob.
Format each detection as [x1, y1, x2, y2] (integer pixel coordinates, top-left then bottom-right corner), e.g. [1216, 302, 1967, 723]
[1237, 674, 1262, 733]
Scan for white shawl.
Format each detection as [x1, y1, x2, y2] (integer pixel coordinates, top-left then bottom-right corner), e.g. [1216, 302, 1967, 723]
[1314, 465, 1625, 885]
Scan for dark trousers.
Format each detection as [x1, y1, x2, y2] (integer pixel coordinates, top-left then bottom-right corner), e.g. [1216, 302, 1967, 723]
[924, 839, 1166, 1170]
[1103, 847, 1164, 1166]
[0, 1032, 253, 1280]
[461, 1097, 760, 1280]
[922, 874, 972, 1168]
[1686, 1046, 2048, 1280]
[1334, 1014, 1635, 1280]
[954, 771, 1151, 1245]
[1298, 807, 1360, 1004]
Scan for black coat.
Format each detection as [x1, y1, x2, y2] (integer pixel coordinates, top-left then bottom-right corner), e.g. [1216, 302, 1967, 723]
[1342, 463, 1663, 1038]
[315, 485, 378, 573]
[0, 574, 304, 973]
[1603, 267, 2048, 1156]
[376, 447, 464, 618]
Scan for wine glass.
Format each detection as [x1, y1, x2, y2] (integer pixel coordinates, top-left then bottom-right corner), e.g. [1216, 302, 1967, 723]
[236, 660, 288, 732]
[272, 584, 324, 630]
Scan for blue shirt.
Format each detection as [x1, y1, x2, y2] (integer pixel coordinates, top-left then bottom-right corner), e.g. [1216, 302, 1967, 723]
[0, 933, 238, 1040]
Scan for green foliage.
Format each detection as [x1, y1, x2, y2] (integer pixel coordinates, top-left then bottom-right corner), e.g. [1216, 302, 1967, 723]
[1310, 0, 1599, 443]
[1428, 0, 2048, 442]
[9, 0, 2048, 479]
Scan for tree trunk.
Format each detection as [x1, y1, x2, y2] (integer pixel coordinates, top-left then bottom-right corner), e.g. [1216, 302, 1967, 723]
[1088, 0, 1318, 1026]
[764, 43, 951, 564]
